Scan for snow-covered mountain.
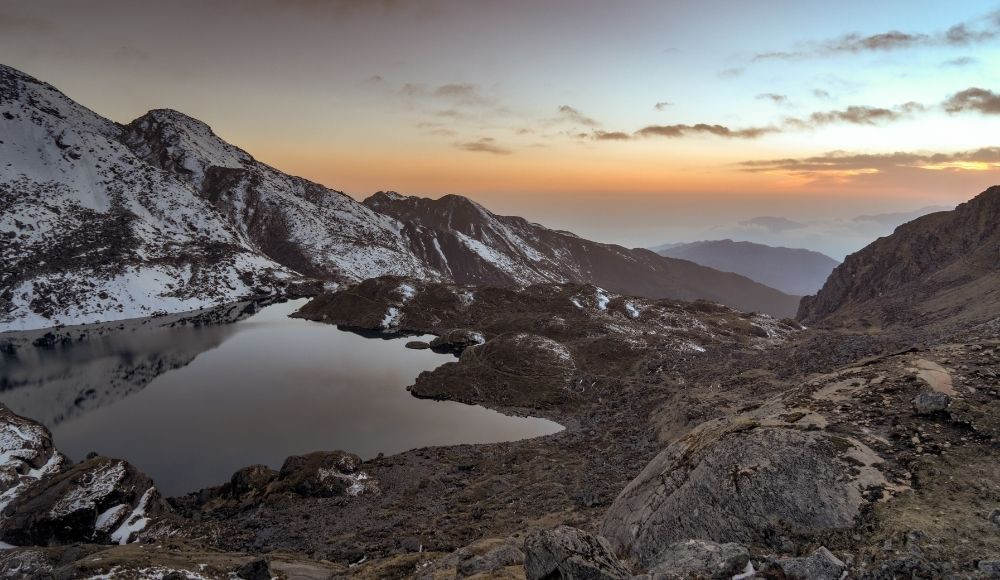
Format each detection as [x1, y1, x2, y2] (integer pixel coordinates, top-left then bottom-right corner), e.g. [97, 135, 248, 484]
[0, 65, 297, 331]
[0, 64, 799, 331]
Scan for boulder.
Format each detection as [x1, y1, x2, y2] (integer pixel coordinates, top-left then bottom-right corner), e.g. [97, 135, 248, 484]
[236, 557, 272, 580]
[762, 547, 846, 580]
[602, 420, 889, 566]
[523, 526, 630, 580]
[429, 329, 485, 354]
[647, 539, 749, 579]
[456, 540, 524, 577]
[272, 451, 375, 497]
[912, 392, 951, 415]
[405, 340, 431, 350]
[225, 464, 278, 498]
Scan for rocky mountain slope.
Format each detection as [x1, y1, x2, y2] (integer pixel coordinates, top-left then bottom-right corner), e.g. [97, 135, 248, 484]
[656, 239, 839, 295]
[799, 186, 1000, 329]
[365, 193, 802, 316]
[1, 64, 799, 331]
[0, 65, 297, 332]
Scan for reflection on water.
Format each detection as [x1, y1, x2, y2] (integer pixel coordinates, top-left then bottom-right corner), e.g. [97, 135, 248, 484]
[0, 300, 562, 496]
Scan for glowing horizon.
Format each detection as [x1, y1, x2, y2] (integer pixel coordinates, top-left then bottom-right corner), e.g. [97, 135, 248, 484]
[2, 0, 998, 256]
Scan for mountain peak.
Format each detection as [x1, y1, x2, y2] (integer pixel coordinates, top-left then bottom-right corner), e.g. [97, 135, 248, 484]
[124, 108, 252, 187]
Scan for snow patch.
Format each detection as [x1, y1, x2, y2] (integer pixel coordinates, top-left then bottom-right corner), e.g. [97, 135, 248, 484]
[380, 307, 400, 329]
[109, 487, 154, 545]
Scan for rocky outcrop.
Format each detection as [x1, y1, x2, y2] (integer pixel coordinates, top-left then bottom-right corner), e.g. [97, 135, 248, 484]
[1, 456, 168, 546]
[0, 405, 63, 513]
[601, 419, 887, 566]
[799, 185, 1000, 328]
[271, 451, 377, 498]
[523, 526, 631, 580]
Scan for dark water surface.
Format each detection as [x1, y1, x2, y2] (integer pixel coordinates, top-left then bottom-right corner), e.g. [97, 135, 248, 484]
[0, 300, 562, 495]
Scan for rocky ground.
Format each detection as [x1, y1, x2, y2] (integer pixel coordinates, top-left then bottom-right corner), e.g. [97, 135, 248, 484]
[0, 277, 997, 578]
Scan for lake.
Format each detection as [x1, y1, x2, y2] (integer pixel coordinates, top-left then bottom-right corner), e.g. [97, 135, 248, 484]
[0, 299, 563, 496]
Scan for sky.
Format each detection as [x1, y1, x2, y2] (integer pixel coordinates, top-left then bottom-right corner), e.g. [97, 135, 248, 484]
[2, 0, 999, 257]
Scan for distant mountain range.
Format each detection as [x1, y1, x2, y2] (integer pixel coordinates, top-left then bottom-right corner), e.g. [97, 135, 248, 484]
[652, 240, 839, 296]
[799, 188, 1000, 330]
[0, 64, 799, 330]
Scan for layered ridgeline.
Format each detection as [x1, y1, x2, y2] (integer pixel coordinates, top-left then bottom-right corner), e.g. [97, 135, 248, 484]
[0, 64, 798, 331]
[799, 186, 1000, 329]
[655, 239, 839, 296]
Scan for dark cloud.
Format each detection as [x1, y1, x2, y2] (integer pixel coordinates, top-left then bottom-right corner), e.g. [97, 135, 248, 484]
[756, 93, 789, 105]
[592, 131, 631, 141]
[557, 105, 599, 127]
[752, 11, 1000, 61]
[457, 137, 512, 155]
[943, 88, 1000, 114]
[635, 123, 777, 139]
[739, 147, 1000, 174]
[942, 56, 977, 67]
[654, 101, 673, 111]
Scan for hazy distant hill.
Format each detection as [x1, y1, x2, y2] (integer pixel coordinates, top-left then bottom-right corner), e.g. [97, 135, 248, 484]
[0, 64, 800, 330]
[799, 187, 1000, 329]
[654, 240, 839, 295]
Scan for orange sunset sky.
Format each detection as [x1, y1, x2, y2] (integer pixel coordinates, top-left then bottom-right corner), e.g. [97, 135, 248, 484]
[2, 0, 998, 257]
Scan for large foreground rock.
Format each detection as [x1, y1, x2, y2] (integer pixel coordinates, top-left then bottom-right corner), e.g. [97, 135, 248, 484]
[602, 419, 889, 566]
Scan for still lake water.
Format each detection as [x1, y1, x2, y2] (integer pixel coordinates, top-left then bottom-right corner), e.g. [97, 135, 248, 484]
[0, 300, 562, 495]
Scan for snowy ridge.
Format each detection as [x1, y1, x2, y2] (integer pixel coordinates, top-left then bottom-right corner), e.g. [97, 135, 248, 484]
[1, 64, 800, 331]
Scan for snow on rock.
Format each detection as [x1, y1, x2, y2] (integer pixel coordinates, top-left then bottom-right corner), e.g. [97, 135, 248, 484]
[109, 487, 154, 544]
[47, 461, 127, 519]
[0, 406, 64, 512]
[380, 307, 401, 330]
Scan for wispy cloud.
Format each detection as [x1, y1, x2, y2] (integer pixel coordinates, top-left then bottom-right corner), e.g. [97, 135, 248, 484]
[740, 147, 1000, 175]
[784, 101, 925, 128]
[457, 137, 512, 155]
[752, 10, 1000, 61]
[942, 56, 977, 67]
[592, 130, 632, 141]
[556, 105, 599, 127]
[943, 88, 1000, 114]
[635, 123, 778, 139]
[654, 101, 673, 111]
[756, 93, 790, 106]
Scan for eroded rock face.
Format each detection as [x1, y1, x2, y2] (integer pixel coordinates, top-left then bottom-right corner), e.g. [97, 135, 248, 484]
[523, 526, 631, 580]
[1, 456, 166, 546]
[602, 420, 886, 566]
